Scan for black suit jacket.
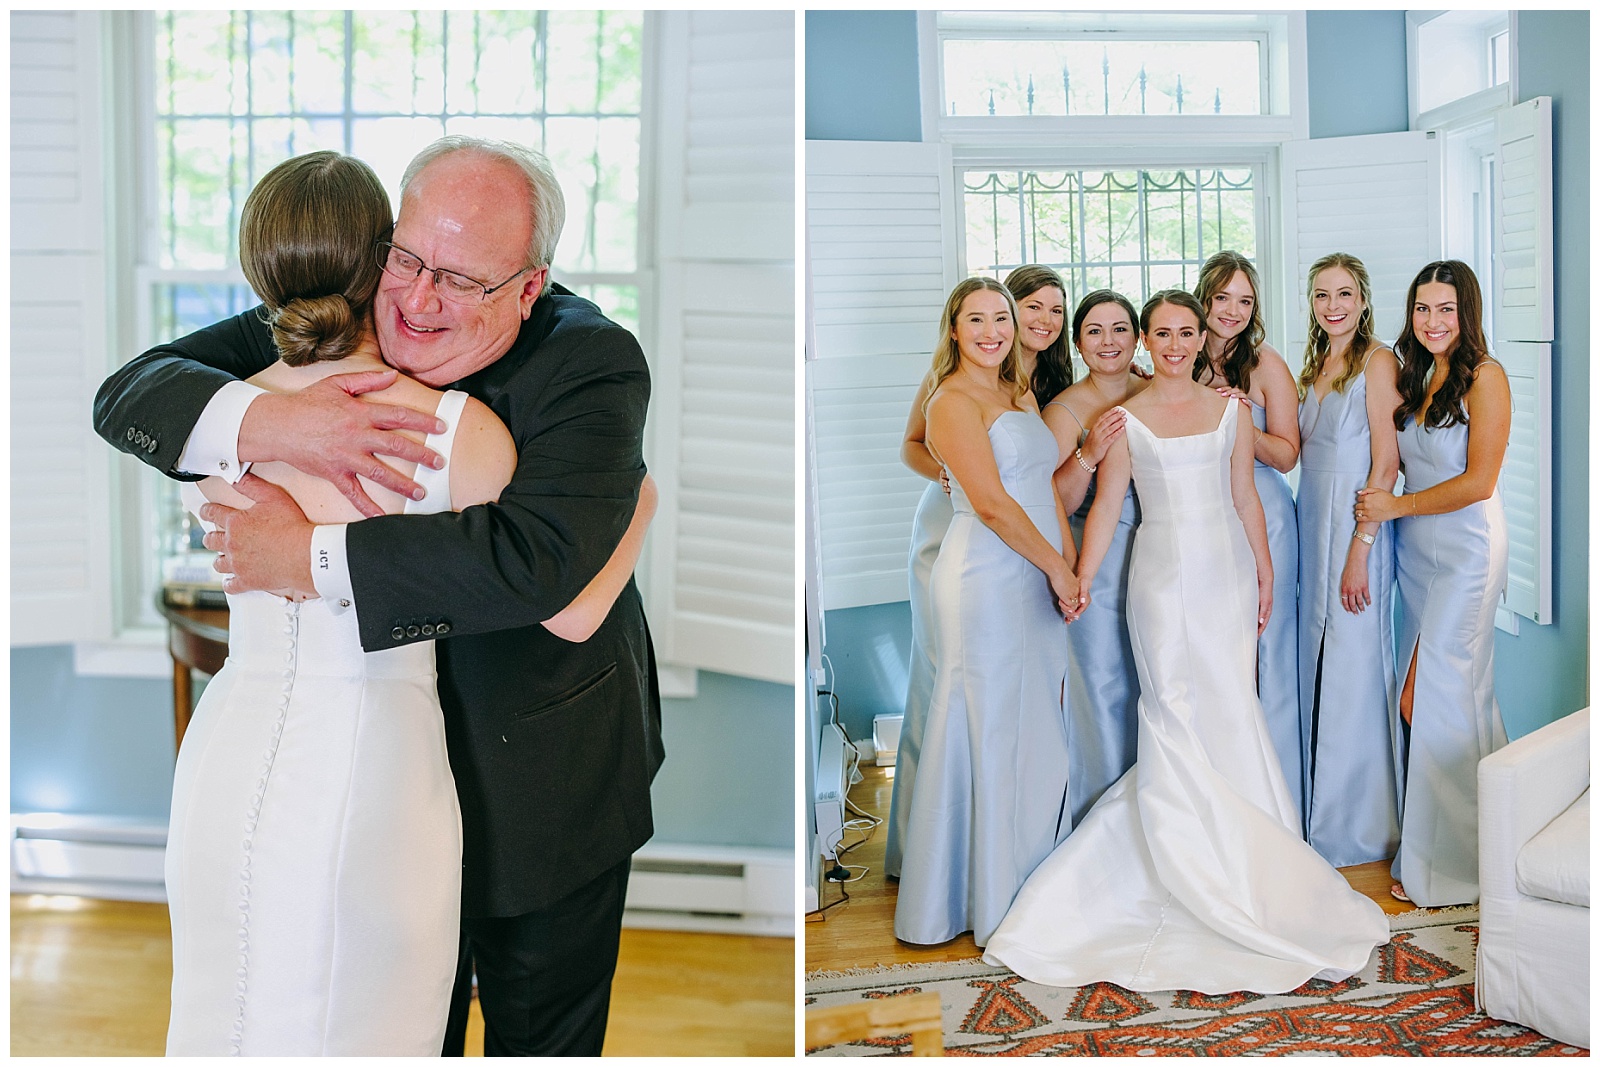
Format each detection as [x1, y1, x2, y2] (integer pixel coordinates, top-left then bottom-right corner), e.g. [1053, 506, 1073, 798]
[93, 285, 665, 916]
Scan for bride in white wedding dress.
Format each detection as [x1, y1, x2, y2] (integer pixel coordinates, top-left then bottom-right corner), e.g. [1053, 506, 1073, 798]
[984, 291, 1388, 995]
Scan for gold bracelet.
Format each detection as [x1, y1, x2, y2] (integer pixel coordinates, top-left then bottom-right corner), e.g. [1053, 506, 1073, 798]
[1075, 448, 1096, 474]
[1409, 494, 1418, 516]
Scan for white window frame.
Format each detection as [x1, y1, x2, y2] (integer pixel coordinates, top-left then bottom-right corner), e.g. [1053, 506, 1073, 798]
[920, 11, 1309, 155]
[1407, 9, 1515, 130]
[921, 11, 1307, 348]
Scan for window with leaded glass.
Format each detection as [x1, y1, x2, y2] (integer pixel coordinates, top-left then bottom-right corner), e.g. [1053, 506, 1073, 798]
[963, 166, 1258, 334]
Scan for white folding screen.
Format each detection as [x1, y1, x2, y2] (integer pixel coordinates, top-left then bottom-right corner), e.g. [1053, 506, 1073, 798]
[1277, 130, 1442, 354]
[10, 11, 115, 646]
[646, 11, 796, 684]
[805, 140, 957, 610]
[1492, 97, 1554, 625]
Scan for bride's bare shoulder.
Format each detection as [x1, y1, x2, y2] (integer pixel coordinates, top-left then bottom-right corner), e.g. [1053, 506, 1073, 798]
[448, 397, 516, 509]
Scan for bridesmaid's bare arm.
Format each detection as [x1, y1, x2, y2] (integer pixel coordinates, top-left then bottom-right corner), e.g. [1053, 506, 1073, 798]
[901, 376, 943, 483]
[1228, 404, 1273, 634]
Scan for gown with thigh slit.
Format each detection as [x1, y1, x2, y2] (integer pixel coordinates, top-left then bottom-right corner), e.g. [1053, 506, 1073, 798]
[1252, 402, 1304, 819]
[1048, 400, 1141, 829]
[165, 390, 470, 1056]
[893, 409, 1070, 948]
[983, 400, 1389, 994]
[885, 480, 954, 879]
[1389, 415, 1508, 907]
[1296, 377, 1400, 866]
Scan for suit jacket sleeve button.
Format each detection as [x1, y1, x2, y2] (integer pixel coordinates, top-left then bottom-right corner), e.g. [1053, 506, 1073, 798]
[391, 627, 405, 641]
[125, 427, 135, 441]
[405, 625, 420, 638]
[146, 438, 158, 453]
[435, 621, 451, 635]
[420, 624, 434, 636]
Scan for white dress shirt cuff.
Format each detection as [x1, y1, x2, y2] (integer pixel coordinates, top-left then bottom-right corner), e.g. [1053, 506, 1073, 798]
[310, 523, 357, 617]
[176, 380, 268, 482]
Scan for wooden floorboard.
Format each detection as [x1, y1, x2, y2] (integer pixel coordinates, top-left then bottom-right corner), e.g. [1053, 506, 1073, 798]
[806, 763, 1414, 975]
[10, 894, 795, 1057]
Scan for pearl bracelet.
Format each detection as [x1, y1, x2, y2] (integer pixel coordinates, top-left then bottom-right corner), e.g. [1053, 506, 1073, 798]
[1075, 448, 1096, 474]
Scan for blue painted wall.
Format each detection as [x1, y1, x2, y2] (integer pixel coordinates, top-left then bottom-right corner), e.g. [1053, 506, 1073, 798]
[804, 11, 921, 142]
[1305, 12, 1408, 137]
[11, 644, 795, 849]
[1492, 9, 1590, 738]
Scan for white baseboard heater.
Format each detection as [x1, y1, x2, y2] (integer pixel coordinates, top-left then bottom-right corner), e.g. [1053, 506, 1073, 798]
[623, 841, 793, 937]
[10, 814, 170, 903]
[10, 815, 794, 939]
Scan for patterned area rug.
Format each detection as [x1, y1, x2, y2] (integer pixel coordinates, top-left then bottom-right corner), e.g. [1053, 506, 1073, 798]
[806, 907, 1587, 1056]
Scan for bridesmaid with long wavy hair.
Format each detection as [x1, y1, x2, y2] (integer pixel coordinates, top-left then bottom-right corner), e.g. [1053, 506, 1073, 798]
[1294, 253, 1401, 866]
[894, 276, 1078, 948]
[1355, 260, 1510, 906]
[1193, 251, 1304, 818]
[1040, 289, 1149, 826]
[887, 266, 1071, 878]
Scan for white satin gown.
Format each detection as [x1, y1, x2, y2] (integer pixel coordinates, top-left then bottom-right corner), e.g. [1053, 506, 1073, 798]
[165, 391, 470, 1056]
[984, 400, 1388, 994]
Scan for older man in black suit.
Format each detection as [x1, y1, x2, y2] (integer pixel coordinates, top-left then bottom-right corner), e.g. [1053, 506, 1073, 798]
[93, 136, 663, 1056]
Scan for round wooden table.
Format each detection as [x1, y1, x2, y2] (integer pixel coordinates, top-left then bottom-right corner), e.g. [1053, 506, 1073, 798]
[154, 595, 228, 753]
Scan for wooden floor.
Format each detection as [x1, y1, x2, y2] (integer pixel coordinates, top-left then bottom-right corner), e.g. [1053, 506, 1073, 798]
[10, 894, 795, 1057]
[806, 763, 1414, 975]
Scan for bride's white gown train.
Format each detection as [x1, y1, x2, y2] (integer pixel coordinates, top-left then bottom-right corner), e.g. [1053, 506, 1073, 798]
[984, 401, 1388, 994]
[165, 391, 470, 1055]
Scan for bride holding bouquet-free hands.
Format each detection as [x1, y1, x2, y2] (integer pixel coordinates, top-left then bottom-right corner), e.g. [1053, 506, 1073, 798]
[984, 289, 1388, 995]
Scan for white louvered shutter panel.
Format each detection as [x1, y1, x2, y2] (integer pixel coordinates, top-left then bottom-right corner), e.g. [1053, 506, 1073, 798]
[11, 11, 114, 646]
[1493, 96, 1555, 624]
[806, 140, 957, 609]
[1278, 131, 1442, 354]
[646, 12, 794, 684]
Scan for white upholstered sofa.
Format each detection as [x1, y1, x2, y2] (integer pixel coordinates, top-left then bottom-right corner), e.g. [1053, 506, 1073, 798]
[1476, 705, 1589, 1048]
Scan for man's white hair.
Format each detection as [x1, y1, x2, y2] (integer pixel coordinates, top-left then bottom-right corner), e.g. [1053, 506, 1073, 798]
[401, 135, 567, 274]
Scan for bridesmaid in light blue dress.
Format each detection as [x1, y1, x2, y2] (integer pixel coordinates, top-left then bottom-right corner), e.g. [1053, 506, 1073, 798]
[1194, 252, 1304, 817]
[894, 277, 1076, 947]
[1294, 254, 1401, 866]
[1356, 260, 1510, 907]
[1041, 289, 1149, 827]
[886, 266, 1071, 878]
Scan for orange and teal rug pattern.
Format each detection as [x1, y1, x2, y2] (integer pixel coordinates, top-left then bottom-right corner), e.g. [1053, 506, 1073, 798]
[805, 907, 1587, 1056]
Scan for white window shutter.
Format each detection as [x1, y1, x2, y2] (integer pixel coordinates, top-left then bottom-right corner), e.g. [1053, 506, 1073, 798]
[1493, 96, 1554, 625]
[1278, 131, 1442, 354]
[806, 140, 957, 609]
[1494, 97, 1555, 343]
[11, 11, 114, 646]
[646, 12, 795, 684]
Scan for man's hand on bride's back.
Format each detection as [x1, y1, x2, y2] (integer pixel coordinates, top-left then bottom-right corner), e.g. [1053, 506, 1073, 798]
[238, 370, 447, 518]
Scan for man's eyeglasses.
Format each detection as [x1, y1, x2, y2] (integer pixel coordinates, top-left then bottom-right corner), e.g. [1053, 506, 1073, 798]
[375, 241, 533, 306]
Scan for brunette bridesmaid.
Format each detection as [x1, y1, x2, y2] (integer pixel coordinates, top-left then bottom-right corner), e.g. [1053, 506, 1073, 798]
[1356, 260, 1510, 906]
[1294, 253, 1401, 866]
[1041, 290, 1149, 826]
[1194, 251, 1304, 818]
[886, 266, 1071, 877]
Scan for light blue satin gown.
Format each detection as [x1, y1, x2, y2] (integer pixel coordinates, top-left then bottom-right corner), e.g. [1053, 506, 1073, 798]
[885, 480, 954, 879]
[1051, 402, 1141, 828]
[894, 410, 1070, 947]
[1252, 403, 1303, 817]
[1295, 376, 1400, 866]
[1390, 415, 1509, 906]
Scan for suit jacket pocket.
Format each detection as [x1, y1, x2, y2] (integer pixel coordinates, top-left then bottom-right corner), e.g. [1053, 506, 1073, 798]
[510, 663, 618, 722]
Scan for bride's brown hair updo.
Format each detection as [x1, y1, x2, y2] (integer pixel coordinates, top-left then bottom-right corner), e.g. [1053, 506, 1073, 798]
[239, 151, 393, 366]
